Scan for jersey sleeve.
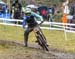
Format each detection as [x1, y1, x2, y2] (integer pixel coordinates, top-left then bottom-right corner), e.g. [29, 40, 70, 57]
[31, 12, 43, 21]
[22, 17, 27, 28]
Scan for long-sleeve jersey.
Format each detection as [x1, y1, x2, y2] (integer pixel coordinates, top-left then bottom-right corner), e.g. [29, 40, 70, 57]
[22, 12, 43, 28]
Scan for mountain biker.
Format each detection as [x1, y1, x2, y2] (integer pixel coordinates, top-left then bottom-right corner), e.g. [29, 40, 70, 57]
[22, 8, 44, 47]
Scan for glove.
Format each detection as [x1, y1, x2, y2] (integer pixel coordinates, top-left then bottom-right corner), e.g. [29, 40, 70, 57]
[39, 21, 44, 25]
[23, 25, 25, 29]
[22, 21, 26, 29]
[22, 22, 26, 29]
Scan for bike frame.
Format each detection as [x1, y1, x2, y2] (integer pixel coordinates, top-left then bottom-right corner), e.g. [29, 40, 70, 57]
[33, 26, 49, 51]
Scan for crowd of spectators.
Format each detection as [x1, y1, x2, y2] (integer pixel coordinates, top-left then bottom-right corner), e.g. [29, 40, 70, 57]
[0, 0, 75, 25]
[0, 0, 56, 21]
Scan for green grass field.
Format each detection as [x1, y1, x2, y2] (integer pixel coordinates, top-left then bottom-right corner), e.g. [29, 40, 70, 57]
[0, 25, 75, 53]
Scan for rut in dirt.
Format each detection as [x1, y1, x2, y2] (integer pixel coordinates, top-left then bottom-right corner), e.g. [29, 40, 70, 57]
[0, 40, 75, 59]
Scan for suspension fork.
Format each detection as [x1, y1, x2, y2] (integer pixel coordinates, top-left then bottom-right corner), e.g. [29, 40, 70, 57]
[38, 28, 47, 43]
[33, 26, 42, 42]
[33, 27, 39, 37]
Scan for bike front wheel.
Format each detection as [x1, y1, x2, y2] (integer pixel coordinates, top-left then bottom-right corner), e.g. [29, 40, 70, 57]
[36, 31, 49, 51]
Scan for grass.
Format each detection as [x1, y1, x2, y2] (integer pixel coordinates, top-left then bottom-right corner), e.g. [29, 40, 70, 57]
[0, 24, 75, 53]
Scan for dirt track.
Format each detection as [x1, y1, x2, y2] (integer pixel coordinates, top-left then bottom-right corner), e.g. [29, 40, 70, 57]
[0, 40, 75, 59]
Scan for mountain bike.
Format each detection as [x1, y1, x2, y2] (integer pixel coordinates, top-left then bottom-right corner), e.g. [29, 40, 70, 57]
[33, 26, 49, 51]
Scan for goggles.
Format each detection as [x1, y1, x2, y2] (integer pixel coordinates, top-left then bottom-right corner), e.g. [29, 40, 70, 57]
[25, 13, 31, 16]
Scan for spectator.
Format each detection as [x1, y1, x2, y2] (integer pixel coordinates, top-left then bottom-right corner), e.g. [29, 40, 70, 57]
[38, 6, 48, 21]
[62, 0, 70, 15]
[69, 4, 75, 15]
[48, 4, 55, 22]
[11, 0, 22, 19]
[0, 4, 2, 13]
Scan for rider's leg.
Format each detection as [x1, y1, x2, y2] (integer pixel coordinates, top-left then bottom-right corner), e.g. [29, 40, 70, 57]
[24, 27, 33, 47]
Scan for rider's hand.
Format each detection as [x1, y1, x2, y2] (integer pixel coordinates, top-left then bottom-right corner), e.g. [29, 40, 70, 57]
[23, 26, 25, 29]
[39, 21, 44, 25]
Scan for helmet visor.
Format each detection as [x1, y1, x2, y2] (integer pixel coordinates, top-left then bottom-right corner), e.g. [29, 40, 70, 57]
[25, 13, 31, 16]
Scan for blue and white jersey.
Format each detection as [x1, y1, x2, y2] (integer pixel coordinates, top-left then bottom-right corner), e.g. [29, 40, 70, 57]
[22, 12, 43, 28]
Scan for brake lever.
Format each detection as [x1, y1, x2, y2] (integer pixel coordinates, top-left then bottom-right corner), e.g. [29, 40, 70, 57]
[39, 21, 44, 26]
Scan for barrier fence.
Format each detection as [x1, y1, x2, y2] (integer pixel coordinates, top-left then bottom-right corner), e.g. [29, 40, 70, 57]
[0, 18, 75, 40]
[0, 18, 75, 31]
